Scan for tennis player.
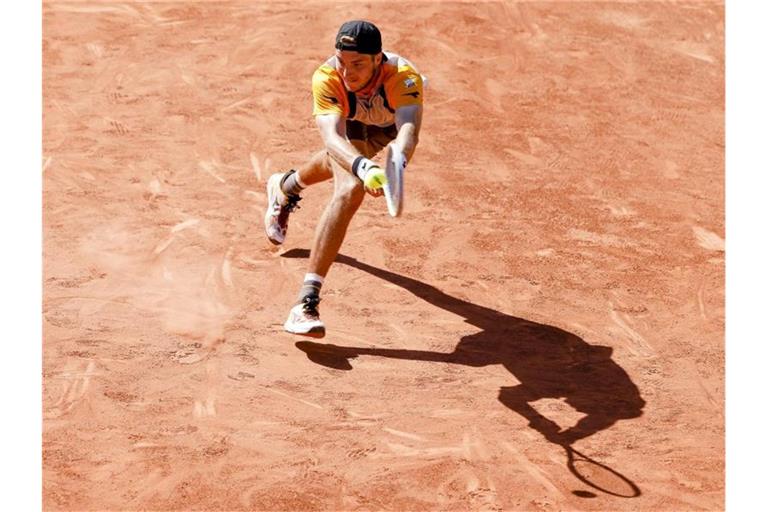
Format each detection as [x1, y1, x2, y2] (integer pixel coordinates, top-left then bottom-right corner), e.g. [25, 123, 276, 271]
[263, 20, 424, 337]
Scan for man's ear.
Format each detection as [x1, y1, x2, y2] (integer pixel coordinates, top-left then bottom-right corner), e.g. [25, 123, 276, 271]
[374, 53, 383, 66]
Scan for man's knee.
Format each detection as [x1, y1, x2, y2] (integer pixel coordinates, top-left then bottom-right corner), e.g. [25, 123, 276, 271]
[333, 176, 365, 211]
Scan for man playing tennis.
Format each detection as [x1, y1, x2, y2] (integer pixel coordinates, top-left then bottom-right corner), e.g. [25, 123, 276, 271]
[263, 20, 424, 337]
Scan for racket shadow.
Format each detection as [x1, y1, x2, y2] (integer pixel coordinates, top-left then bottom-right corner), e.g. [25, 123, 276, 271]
[282, 249, 645, 498]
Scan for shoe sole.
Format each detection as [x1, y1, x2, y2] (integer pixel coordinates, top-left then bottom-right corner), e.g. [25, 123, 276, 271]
[284, 324, 326, 338]
[264, 175, 285, 245]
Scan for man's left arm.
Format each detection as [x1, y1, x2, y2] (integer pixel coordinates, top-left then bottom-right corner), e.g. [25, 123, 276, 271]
[392, 104, 423, 163]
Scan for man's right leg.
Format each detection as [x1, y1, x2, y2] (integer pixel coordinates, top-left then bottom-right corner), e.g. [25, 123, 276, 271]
[264, 149, 333, 245]
[284, 143, 370, 337]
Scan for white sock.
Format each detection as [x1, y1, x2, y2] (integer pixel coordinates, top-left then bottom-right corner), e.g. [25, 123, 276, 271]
[298, 273, 325, 302]
[304, 273, 324, 285]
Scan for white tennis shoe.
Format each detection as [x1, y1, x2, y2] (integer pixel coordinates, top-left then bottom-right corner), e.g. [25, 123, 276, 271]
[284, 296, 326, 338]
[264, 172, 301, 245]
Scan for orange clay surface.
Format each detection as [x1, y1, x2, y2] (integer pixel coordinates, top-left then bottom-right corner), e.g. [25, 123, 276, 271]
[43, 1, 724, 510]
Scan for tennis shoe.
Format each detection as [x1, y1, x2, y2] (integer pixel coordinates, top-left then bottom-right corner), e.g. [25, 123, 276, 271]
[264, 172, 301, 245]
[284, 295, 325, 338]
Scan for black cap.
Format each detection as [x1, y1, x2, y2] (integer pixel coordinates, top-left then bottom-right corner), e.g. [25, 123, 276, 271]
[335, 20, 382, 55]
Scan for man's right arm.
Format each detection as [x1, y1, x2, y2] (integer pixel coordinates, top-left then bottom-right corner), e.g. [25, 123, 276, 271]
[316, 114, 387, 192]
[315, 113, 360, 174]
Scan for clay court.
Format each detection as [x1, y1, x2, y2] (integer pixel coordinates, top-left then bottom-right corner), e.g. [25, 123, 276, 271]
[42, 1, 724, 510]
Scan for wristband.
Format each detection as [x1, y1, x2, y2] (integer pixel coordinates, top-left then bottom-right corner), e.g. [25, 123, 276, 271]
[352, 157, 376, 181]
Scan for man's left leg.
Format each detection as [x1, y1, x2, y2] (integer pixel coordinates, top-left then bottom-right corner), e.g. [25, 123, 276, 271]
[283, 150, 368, 337]
[283, 124, 396, 336]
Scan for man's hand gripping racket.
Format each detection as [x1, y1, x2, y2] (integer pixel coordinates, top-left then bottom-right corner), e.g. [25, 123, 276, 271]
[353, 144, 407, 216]
[353, 157, 387, 197]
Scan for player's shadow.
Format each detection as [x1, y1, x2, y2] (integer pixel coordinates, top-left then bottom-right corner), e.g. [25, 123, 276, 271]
[281, 249, 645, 497]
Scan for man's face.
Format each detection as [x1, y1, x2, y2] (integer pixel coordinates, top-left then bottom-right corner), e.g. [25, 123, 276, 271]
[335, 49, 381, 92]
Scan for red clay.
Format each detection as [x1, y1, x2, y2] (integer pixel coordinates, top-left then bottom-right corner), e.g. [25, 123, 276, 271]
[43, 2, 724, 510]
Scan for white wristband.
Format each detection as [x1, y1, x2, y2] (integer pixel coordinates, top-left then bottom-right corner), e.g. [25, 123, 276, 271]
[352, 157, 377, 181]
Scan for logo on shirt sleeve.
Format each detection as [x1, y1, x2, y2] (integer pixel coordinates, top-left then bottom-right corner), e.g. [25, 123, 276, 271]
[322, 95, 339, 104]
[402, 91, 420, 98]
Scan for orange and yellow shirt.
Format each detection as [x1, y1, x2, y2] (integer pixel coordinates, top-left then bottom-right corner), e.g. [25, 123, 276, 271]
[312, 52, 424, 127]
